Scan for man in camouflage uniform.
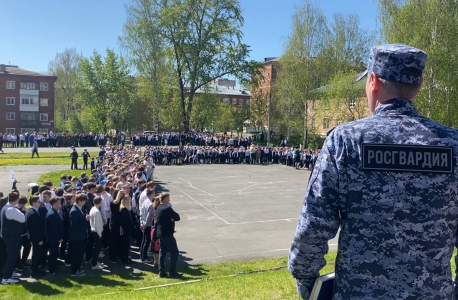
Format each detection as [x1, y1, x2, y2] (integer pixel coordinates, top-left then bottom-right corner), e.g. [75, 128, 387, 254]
[289, 44, 458, 300]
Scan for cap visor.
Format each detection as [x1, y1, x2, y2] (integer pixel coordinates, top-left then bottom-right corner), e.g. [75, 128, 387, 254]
[356, 70, 368, 82]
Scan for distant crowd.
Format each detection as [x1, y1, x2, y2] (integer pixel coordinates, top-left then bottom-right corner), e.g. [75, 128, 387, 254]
[0, 131, 292, 150]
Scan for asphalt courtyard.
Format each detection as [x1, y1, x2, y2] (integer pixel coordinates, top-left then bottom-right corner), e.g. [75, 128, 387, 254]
[154, 163, 339, 266]
[0, 148, 340, 271]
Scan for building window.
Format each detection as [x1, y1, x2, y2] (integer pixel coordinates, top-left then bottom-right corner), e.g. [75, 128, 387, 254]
[323, 118, 330, 129]
[311, 118, 316, 130]
[39, 128, 49, 134]
[6, 81, 15, 89]
[6, 112, 15, 120]
[246, 99, 250, 105]
[336, 120, 341, 126]
[312, 99, 316, 109]
[232, 98, 237, 104]
[21, 128, 35, 134]
[223, 98, 230, 104]
[40, 83, 49, 91]
[349, 98, 356, 109]
[6, 97, 15, 105]
[20, 82, 36, 90]
[21, 113, 38, 121]
[324, 100, 330, 110]
[40, 98, 49, 106]
[40, 113, 48, 121]
[6, 128, 15, 134]
[21, 97, 36, 105]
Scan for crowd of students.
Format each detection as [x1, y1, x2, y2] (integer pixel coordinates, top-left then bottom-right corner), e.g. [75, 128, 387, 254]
[142, 145, 319, 170]
[0, 146, 183, 285]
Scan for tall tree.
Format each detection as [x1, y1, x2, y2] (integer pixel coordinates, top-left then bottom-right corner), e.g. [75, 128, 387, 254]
[121, 0, 261, 132]
[190, 92, 220, 131]
[48, 48, 81, 131]
[75, 49, 135, 132]
[379, 0, 458, 127]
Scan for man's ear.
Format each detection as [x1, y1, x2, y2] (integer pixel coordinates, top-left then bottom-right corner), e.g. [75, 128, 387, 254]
[369, 72, 380, 93]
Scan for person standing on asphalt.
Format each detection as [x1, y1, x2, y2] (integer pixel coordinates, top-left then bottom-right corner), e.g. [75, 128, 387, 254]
[289, 44, 458, 300]
[70, 148, 79, 170]
[156, 192, 181, 278]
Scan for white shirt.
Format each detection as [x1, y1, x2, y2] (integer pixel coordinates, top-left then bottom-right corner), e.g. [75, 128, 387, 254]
[90, 206, 103, 237]
[0, 204, 26, 238]
[101, 193, 113, 220]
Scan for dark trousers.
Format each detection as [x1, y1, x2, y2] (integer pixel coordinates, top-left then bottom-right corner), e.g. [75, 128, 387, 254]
[85, 230, 94, 262]
[65, 241, 73, 264]
[91, 232, 102, 267]
[32, 149, 39, 158]
[31, 241, 45, 273]
[71, 158, 78, 170]
[159, 235, 179, 274]
[48, 242, 59, 273]
[70, 240, 86, 274]
[140, 227, 151, 261]
[109, 225, 120, 261]
[83, 159, 88, 169]
[2, 235, 21, 279]
[0, 238, 7, 281]
[19, 235, 31, 265]
[60, 229, 69, 259]
[102, 221, 110, 249]
[121, 231, 131, 263]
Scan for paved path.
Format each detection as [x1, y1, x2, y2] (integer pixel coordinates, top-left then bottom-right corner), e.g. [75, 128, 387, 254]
[0, 165, 68, 195]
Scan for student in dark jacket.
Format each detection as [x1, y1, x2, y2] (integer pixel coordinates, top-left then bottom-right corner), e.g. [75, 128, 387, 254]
[16, 196, 31, 269]
[109, 189, 123, 263]
[25, 195, 46, 278]
[61, 194, 74, 261]
[119, 193, 135, 264]
[45, 197, 64, 275]
[69, 193, 89, 277]
[84, 183, 97, 262]
[156, 193, 181, 278]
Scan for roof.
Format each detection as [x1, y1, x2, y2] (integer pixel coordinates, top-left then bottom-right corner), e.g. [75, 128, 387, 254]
[0, 65, 56, 77]
[263, 56, 281, 64]
[311, 74, 366, 94]
[191, 84, 251, 97]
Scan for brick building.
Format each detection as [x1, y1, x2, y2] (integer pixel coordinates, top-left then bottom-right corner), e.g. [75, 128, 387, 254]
[0, 64, 57, 135]
[255, 56, 280, 95]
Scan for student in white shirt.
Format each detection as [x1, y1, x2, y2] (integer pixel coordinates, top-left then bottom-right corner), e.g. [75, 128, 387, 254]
[89, 197, 104, 270]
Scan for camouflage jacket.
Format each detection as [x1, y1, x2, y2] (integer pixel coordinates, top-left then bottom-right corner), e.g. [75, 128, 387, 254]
[289, 98, 458, 300]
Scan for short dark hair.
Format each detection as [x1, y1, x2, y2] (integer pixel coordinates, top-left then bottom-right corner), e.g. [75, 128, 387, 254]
[378, 77, 422, 100]
[87, 183, 97, 190]
[18, 195, 28, 205]
[93, 196, 102, 206]
[75, 193, 88, 203]
[147, 190, 155, 197]
[55, 188, 64, 197]
[8, 192, 19, 203]
[29, 195, 40, 206]
[49, 197, 60, 206]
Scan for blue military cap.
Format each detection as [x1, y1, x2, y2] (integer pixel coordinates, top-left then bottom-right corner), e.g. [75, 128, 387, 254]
[357, 44, 427, 84]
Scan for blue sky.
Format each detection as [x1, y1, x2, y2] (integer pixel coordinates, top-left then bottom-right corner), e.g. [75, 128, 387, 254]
[0, 0, 379, 73]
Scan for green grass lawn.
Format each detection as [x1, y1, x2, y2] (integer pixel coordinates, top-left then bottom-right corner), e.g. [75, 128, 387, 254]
[0, 152, 97, 166]
[1, 250, 453, 299]
[37, 170, 87, 185]
[0, 254, 332, 300]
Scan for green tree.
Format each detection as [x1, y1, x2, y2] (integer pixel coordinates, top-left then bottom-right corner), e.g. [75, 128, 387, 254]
[379, 0, 458, 127]
[121, 0, 261, 132]
[48, 48, 81, 131]
[190, 92, 220, 131]
[75, 49, 135, 132]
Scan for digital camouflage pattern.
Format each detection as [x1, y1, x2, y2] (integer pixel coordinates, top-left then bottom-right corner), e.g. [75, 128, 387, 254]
[289, 98, 458, 300]
[357, 44, 427, 84]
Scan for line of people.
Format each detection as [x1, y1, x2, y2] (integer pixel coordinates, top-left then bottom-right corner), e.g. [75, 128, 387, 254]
[0, 147, 182, 285]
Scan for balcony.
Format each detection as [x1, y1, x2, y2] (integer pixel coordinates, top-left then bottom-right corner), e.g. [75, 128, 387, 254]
[20, 120, 39, 127]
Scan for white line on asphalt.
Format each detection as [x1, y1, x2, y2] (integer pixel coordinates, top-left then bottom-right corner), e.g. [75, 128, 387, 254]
[229, 218, 295, 225]
[169, 181, 230, 225]
[179, 177, 214, 196]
